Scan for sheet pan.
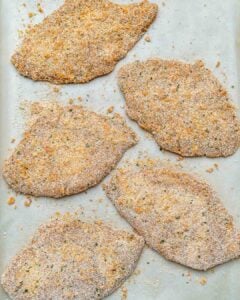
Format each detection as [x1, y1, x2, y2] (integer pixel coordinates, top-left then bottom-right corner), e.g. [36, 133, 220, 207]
[1, 0, 240, 299]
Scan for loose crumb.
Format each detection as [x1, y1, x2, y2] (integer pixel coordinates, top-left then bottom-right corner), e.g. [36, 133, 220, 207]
[216, 61, 221, 68]
[206, 164, 218, 173]
[28, 12, 36, 18]
[24, 199, 32, 207]
[53, 87, 60, 93]
[77, 96, 83, 102]
[37, 3, 44, 13]
[199, 277, 207, 286]
[206, 167, 214, 173]
[7, 197, 15, 206]
[11, 138, 16, 143]
[107, 106, 114, 113]
[68, 98, 74, 105]
[144, 35, 151, 42]
[133, 269, 141, 276]
[121, 287, 128, 300]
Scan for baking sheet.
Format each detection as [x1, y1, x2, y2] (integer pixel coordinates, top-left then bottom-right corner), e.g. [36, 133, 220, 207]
[1, 0, 240, 299]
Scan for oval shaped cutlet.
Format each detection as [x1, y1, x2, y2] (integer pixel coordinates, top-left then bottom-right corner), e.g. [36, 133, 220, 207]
[1, 215, 144, 300]
[104, 163, 240, 270]
[3, 103, 138, 198]
[11, 0, 158, 84]
[118, 59, 240, 157]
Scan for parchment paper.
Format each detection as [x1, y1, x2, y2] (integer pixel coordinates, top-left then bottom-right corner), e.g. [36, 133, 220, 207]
[1, 1, 240, 299]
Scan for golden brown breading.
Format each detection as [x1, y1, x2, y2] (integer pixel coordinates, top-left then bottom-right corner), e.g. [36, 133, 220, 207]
[12, 0, 158, 84]
[1, 214, 144, 299]
[118, 59, 240, 157]
[3, 103, 137, 198]
[104, 161, 240, 270]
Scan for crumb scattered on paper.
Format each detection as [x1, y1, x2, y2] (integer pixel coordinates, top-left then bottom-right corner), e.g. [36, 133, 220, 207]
[144, 35, 151, 42]
[37, 3, 44, 13]
[216, 61, 221, 68]
[199, 277, 207, 286]
[53, 86, 60, 93]
[28, 12, 36, 18]
[121, 287, 128, 300]
[68, 98, 74, 105]
[107, 106, 114, 113]
[133, 269, 141, 276]
[7, 197, 15, 206]
[206, 167, 214, 173]
[24, 199, 32, 207]
[11, 138, 16, 143]
[206, 163, 219, 173]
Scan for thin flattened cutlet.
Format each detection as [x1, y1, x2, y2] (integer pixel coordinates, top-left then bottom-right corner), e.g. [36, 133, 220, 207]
[1, 214, 144, 300]
[118, 59, 240, 157]
[3, 102, 137, 198]
[104, 161, 240, 270]
[12, 0, 158, 84]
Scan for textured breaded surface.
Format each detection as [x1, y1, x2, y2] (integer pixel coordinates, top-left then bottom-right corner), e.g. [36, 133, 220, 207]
[12, 0, 158, 84]
[1, 214, 144, 300]
[104, 161, 240, 270]
[3, 103, 137, 198]
[118, 59, 240, 157]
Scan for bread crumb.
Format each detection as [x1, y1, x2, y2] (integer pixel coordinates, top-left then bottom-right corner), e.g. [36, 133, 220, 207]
[7, 197, 15, 206]
[144, 35, 151, 42]
[24, 199, 32, 207]
[11, 138, 16, 143]
[216, 61, 221, 68]
[77, 96, 83, 102]
[53, 86, 60, 93]
[107, 106, 114, 113]
[37, 3, 44, 13]
[28, 12, 36, 18]
[199, 277, 207, 286]
[68, 98, 74, 105]
[133, 269, 141, 276]
[121, 287, 128, 300]
[206, 167, 214, 173]
[206, 163, 218, 173]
